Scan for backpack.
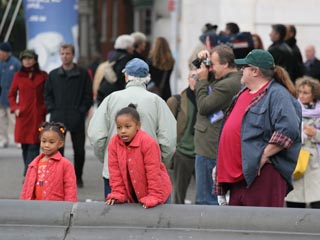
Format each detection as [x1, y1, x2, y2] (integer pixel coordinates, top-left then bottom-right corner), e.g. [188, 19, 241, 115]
[95, 54, 126, 106]
[103, 60, 118, 84]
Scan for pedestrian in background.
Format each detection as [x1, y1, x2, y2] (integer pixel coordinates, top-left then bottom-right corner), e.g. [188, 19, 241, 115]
[252, 33, 264, 50]
[94, 34, 134, 105]
[286, 77, 320, 209]
[215, 50, 301, 207]
[285, 24, 305, 80]
[188, 23, 218, 69]
[0, 42, 21, 148]
[167, 70, 197, 204]
[44, 44, 93, 188]
[106, 104, 172, 208]
[147, 37, 175, 101]
[268, 24, 296, 82]
[131, 31, 148, 61]
[20, 122, 77, 202]
[8, 50, 47, 176]
[192, 44, 242, 205]
[304, 44, 320, 81]
[88, 58, 176, 199]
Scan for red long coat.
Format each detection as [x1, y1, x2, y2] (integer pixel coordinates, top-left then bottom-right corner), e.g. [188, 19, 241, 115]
[107, 130, 172, 208]
[8, 70, 47, 144]
[20, 152, 77, 202]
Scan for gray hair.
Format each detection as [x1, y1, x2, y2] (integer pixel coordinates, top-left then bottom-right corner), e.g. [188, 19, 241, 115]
[127, 75, 150, 85]
[114, 35, 134, 50]
[131, 32, 147, 47]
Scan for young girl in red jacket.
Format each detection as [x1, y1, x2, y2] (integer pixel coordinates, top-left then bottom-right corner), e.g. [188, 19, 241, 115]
[106, 104, 172, 208]
[20, 122, 77, 202]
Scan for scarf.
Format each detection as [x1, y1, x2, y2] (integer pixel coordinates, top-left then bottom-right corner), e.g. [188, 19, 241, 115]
[300, 99, 320, 161]
[186, 87, 197, 135]
[300, 100, 320, 118]
[20, 64, 40, 80]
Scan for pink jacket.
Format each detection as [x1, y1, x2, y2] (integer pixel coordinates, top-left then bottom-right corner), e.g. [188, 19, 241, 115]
[20, 152, 77, 202]
[107, 130, 172, 208]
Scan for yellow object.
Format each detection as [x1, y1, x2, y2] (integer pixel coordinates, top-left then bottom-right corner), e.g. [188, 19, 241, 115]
[293, 149, 311, 180]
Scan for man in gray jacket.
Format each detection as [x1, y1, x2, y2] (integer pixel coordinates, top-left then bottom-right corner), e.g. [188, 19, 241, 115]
[191, 44, 242, 205]
[87, 58, 176, 199]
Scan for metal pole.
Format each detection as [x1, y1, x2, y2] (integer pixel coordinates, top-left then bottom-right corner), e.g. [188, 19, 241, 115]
[0, 0, 14, 36]
[4, 0, 22, 42]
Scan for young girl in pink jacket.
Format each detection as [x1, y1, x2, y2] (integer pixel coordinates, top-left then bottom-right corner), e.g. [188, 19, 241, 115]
[20, 122, 77, 202]
[106, 104, 172, 208]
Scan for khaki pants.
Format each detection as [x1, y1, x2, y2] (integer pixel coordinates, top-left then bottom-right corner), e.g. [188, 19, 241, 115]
[0, 106, 15, 146]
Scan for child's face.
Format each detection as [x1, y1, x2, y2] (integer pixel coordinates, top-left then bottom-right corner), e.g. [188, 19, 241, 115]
[116, 114, 140, 144]
[40, 130, 64, 157]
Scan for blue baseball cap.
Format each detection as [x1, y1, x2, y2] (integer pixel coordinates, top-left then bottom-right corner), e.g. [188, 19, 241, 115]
[0, 42, 12, 52]
[122, 58, 149, 77]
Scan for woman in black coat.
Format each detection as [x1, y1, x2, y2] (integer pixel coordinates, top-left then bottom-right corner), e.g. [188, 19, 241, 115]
[147, 37, 175, 101]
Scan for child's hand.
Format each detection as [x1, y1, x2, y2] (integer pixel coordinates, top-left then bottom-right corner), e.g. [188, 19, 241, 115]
[105, 198, 116, 205]
[140, 196, 160, 208]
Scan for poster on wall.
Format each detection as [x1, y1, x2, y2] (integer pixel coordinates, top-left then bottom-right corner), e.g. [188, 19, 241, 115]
[23, 0, 78, 72]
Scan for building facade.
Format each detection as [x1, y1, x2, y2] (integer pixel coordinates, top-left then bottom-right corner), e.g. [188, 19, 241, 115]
[80, 0, 320, 93]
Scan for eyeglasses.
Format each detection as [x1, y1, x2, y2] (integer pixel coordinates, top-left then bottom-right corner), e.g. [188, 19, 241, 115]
[240, 65, 254, 70]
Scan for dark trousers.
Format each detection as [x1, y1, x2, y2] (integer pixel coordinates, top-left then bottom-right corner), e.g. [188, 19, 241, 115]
[60, 130, 86, 181]
[173, 151, 195, 204]
[21, 143, 40, 176]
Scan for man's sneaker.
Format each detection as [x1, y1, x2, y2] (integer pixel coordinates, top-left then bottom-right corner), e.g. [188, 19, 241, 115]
[0, 142, 8, 148]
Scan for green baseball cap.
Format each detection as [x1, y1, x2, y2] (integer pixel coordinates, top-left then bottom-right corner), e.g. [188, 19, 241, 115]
[235, 49, 275, 70]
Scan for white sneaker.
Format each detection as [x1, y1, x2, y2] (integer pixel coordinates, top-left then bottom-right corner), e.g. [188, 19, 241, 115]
[0, 142, 8, 148]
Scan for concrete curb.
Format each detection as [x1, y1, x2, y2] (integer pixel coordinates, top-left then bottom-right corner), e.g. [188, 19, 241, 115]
[0, 200, 319, 239]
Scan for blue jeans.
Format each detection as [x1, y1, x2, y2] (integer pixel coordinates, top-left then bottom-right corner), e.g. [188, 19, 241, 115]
[104, 177, 111, 200]
[195, 154, 218, 205]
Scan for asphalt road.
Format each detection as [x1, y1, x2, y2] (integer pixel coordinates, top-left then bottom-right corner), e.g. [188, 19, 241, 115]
[0, 134, 195, 203]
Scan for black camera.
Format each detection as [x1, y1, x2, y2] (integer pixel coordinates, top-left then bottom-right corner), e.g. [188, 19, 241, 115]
[192, 57, 212, 69]
[202, 57, 212, 67]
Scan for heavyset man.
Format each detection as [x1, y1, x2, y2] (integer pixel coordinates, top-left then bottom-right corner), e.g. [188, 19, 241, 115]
[215, 50, 302, 207]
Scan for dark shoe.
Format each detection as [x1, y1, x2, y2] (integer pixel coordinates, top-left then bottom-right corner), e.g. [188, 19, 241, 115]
[77, 178, 84, 188]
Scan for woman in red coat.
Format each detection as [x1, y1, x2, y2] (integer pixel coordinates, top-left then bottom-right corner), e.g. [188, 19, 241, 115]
[8, 50, 47, 176]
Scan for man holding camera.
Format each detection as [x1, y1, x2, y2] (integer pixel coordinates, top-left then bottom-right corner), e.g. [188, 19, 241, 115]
[190, 44, 242, 205]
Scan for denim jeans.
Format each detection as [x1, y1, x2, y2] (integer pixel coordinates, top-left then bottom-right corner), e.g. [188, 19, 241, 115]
[195, 154, 218, 205]
[104, 177, 111, 200]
